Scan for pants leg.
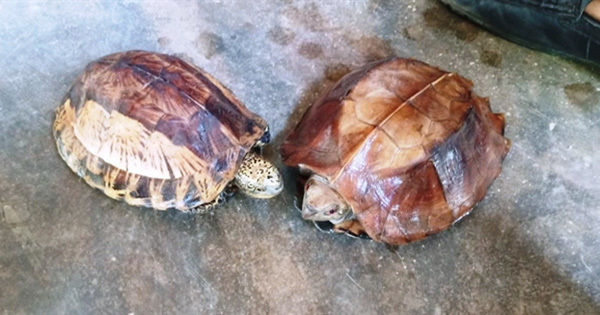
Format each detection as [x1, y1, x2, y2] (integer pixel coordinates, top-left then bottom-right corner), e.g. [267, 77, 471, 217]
[440, 0, 600, 66]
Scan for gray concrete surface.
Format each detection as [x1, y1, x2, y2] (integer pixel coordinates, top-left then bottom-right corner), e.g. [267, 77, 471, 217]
[1, 1, 599, 314]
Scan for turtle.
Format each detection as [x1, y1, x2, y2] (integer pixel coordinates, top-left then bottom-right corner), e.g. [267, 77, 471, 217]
[281, 57, 510, 245]
[53, 50, 283, 212]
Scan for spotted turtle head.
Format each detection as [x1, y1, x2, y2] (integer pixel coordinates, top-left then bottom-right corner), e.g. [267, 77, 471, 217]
[234, 151, 283, 199]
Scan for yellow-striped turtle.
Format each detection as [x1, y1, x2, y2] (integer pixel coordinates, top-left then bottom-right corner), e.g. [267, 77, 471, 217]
[53, 50, 283, 211]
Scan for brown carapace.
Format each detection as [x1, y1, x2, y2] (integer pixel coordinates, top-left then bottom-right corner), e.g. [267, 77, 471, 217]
[281, 58, 510, 245]
[53, 50, 281, 211]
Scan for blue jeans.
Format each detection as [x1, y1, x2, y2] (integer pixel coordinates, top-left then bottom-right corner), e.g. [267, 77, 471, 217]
[440, 0, 600, 66]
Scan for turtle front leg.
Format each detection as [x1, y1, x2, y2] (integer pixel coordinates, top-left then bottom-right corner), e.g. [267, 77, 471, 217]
[191, 191, 228, 213]
[333, 220, 369, 239]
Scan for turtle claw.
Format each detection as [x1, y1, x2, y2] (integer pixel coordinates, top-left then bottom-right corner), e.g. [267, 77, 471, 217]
[313, 220, 335, 234]
[343, 229, 371, 240]
[293, 196, 303, 213]
[309, 218, 371, 239]
[333, 220, 370, 240]
[191, 191, 228, 213]
[190, 206, 211, 214]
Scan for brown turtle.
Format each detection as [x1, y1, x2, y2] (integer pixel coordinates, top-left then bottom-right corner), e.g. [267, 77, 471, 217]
[281, 58, 510, 245]
[53, 50, 283, 211]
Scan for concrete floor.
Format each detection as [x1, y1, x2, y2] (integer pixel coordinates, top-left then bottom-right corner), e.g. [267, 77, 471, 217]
[1, 1, 599, 314]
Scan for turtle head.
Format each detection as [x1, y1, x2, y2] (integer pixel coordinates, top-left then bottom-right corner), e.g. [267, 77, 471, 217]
[302, 175, 351, 224]
[235, 151, 283, 199]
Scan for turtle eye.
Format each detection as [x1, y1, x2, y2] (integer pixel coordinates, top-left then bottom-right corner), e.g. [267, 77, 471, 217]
[328, 208, 337, 215]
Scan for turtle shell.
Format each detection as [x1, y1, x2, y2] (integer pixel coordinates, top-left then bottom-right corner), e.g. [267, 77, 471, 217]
[53, 50, 267, 211]
[281, 58, 510, 245]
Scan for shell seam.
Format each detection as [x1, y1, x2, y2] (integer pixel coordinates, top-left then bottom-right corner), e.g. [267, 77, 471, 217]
[330, 72, 452, 184]
[128, 62, 243, 147]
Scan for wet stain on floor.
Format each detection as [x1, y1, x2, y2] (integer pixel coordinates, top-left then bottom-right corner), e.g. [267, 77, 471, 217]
[348, 36, 395, 61]
[480, 50, 502, 67]
[194, 32, 225, 59]
[267, 27, 296, 46]
[564, 82, 599, 109]
[297, 42, 324, 59]
[404, 25, 425, 41]
[423, 6, 480, 42]
[324, 63, 351, 82]
[284, 3, 327, 32]
[157, 37, 170, 47]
